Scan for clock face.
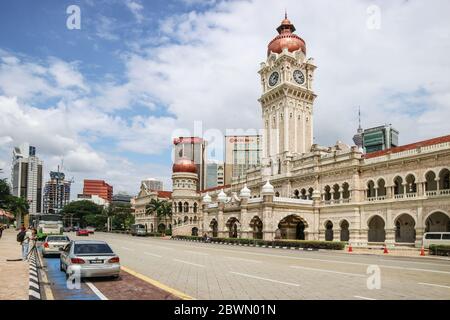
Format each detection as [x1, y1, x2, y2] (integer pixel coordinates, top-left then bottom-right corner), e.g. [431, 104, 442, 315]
[268, 72, 279, 87]
[293, 70, 305, 85]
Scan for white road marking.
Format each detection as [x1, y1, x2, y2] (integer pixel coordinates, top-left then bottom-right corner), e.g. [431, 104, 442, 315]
[120, 246, 134, 251]
[418, 282, 450, 289]
[185, 250, 209, 256]
[144, 252, 162, 258]
[290, 265, 366, 277]
[224, 256, 262, 263]
[354, 295, 376, 300]
[85, 282, 108, 300]
[230, 271, 300, 287]
[173, 259, 205, 268]
[186, 247, 450, 275]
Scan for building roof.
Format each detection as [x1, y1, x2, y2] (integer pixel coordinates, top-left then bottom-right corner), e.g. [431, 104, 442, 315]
[157, 191, 172, 199]
[364, 134, 450, 159]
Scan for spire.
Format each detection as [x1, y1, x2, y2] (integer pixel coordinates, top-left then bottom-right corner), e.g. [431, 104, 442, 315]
[358, 106, 362, 131]
[353, 106, 364, 149]
[285, 9, 287, 19]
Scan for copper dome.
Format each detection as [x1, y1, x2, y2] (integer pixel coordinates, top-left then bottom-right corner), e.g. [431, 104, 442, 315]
[267, 14, 306, 56]
[173, 157, 197, 174]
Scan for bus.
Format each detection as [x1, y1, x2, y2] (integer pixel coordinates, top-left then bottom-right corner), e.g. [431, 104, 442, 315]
[130, 224, 147, 236]
[34, 214, 64, 239]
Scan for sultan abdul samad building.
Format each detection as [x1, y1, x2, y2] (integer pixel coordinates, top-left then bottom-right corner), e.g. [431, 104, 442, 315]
[169, 15, 450, 247]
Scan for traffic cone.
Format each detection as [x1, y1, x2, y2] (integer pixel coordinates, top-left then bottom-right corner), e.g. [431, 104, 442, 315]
[348, 243, 353, 253]
[383, 244, 389, 254]
[420, 246, 425, 256]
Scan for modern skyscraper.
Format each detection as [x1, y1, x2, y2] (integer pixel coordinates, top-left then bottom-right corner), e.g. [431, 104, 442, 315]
[11, 143, 43, 217]
[363, 125, 399, 153]
[173, 137, 207, 190]
[206, 161, 225, 189]
[43, 170, 71, 214]
[224, 135, 262, 185]
[82, 180, 113, 203]
[141, 178, 163, 191]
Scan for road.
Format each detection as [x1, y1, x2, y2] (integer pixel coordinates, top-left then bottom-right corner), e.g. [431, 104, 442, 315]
[69, 232, 450, 300]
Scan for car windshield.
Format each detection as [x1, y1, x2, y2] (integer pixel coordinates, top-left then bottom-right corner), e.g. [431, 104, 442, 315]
[74, 243, 114, 255]
[47, 236, 69, 241]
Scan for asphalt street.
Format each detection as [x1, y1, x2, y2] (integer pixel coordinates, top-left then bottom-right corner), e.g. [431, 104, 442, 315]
[70, 232, 450, 300]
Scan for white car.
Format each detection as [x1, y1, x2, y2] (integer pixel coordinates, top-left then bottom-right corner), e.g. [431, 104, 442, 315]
[85, 226, 95, 234]
[42, 235, 70, 257]
[60, 240, 120, 279]
[422, 232, 450, 248]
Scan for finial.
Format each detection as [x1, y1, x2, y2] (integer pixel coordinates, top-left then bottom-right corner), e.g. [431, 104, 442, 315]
[285, 9, 287, 19]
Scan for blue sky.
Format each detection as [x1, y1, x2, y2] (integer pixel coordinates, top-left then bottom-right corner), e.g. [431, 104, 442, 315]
[1, 0, 450, 198]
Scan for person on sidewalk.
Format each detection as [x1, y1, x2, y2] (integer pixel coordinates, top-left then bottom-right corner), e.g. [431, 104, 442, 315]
[0, 225, 3, 239]
[20, 227, 32, 261]
[26, 228, 37, 260]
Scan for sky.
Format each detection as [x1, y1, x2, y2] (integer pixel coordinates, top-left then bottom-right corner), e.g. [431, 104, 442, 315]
[0, 0, 449, 198]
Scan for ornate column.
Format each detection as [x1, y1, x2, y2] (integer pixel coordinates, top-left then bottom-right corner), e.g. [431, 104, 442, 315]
[261, 181, 275, 240]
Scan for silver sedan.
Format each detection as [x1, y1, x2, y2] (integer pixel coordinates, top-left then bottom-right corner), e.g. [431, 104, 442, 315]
[59, 240, 120, 279]
[42, 235, 70, 256]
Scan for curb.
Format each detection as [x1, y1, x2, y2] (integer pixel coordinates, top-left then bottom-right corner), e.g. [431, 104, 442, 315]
[28, 250, 41, 300]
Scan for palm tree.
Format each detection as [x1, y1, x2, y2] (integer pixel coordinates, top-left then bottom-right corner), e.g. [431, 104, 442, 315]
[8, 196, 29, 228]
[145, 198, 162, 216]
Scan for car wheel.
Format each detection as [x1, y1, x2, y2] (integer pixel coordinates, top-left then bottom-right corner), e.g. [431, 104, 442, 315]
[112, 275, 120, 280]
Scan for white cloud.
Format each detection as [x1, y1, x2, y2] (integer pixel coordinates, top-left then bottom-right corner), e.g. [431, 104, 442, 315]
[95, 15, 120, 41]
[125, 0, 144, 23]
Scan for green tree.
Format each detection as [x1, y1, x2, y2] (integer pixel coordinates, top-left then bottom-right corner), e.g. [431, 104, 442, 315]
[61, 200, 103, 227]
[110, 202, 134, 230]
[0, 179, 11, 209]
[145, 198, 162, 215]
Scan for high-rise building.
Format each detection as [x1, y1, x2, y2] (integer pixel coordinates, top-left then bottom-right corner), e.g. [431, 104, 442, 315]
[82, 180, 113, 203]
[224, 135, 262, 185]
[43, 171, 71, 214]
[206, 161, 225, 189]
[362, 125, 399, 153]
[11, 143, 43, 219]
[112, 193, 132, 205]
[141, 178, 163, 191]
[173, 137, 207, 190]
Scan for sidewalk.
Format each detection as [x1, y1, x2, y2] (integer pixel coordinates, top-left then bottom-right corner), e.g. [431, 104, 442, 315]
[0, 228, 29, 300]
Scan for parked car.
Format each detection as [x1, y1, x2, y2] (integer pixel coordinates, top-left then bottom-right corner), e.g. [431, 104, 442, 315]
[59, 240, 120, 278]
[72, 226, 80, 232]
[422, 232, 450, 248]
[42, 235, 70, 257]
[63, 227, 72, 232]
[76, 229, 89, 236]
[86, 226, 95, 234]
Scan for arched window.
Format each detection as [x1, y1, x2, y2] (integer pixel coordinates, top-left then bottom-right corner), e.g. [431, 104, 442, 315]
[393, 176, 404, 195]
[405, 174, 416, 193]
[275, 191, 280, 197]
[439, 169, 450, 190]
[294, 190, 300, 199]
[324, 186, 331, 201]
[300, 188, 307, 200]
[342, 183, 350, 199]
[193, 202, 198, 213]
[183, 202, 189, 213]
[308, 188, 314, 200]
[377, 179, 386, 197]
[332, 184, 340, 200]
[178, 202, 183, 213]
[425, 171, 437, 191]
[367, 180, 375, 198]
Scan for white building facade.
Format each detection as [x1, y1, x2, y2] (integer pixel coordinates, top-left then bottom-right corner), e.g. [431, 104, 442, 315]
[170, 15, 450, 247]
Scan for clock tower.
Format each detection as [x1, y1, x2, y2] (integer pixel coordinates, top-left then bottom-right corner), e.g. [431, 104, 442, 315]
[259, 14, 317, 176]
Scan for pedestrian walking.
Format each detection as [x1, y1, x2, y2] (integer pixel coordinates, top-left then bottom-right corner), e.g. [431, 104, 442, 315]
[0, 225, 3, 239]
[18, 227, 32, 261]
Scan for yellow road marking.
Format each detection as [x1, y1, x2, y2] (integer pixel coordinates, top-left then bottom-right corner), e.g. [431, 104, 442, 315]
[121, 266, 194, 300]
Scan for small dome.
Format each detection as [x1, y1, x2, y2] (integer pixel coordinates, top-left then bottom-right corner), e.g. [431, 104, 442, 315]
[173, 157, 197, 173]
[202, 192, 211, 203]
[239, 184, 251, 198]
[267, 14, 306, 56]
[217, 189, 227, 203]
[261, 180, 275, 195]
